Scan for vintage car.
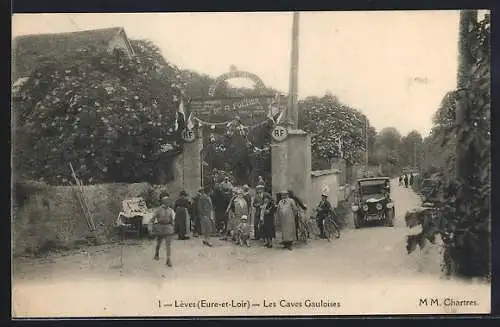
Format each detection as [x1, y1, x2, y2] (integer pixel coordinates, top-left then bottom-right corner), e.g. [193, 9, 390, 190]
[351, 177, 395, 228]
[115, 197, 156, 237]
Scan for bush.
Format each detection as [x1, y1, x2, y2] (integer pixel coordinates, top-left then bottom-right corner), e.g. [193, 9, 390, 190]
[13, 40, 184, 185]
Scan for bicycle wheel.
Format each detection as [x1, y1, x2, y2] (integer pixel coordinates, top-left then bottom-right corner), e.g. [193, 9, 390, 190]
[298, 220, 309, 242]
[330, 219, 340, 239]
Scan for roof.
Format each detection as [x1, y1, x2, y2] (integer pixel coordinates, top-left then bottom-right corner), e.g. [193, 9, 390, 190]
[12, 27, 134, 79]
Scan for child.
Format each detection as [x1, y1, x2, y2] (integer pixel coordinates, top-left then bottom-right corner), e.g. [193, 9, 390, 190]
[236, 215, 251, 247]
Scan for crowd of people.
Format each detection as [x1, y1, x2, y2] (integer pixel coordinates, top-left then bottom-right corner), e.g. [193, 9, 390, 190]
[149, 176, 335, 267]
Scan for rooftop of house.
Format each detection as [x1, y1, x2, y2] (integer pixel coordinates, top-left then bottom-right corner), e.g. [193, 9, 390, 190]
[12, 27, 133, 79]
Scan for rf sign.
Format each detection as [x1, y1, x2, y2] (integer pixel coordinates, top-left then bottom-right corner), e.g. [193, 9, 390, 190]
[272, 126, 288, 142]
[182, 129, 196, 143]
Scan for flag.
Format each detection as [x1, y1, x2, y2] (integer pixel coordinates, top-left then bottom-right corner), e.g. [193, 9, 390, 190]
[186, 112, 194, 130]
[174, 98, 186, 132]
[267, 93, 284, 124]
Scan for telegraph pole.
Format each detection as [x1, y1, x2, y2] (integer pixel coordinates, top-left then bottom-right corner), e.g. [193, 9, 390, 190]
[287, 12, 300, 129]
[365, 117, 369, 166]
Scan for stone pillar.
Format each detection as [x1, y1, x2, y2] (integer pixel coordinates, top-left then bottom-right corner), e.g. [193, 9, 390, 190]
[271, 128, 312, 213]
[174, 127, 203, 197]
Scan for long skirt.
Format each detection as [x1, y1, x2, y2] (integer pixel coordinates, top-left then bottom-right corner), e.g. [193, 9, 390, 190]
[262, 214, 275, 238]
[227, 211, 239, 233]
[175, 208, 188, 237]
[201, 216, 213, 237]
[278, 212, 296, 242]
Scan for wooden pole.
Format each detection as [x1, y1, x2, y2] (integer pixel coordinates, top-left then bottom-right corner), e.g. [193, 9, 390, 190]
[365, 117, 369, 166]
[287, 12, 300, 129]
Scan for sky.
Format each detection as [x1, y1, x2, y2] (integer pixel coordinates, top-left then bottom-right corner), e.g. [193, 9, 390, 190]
[12, 11, 474, 137]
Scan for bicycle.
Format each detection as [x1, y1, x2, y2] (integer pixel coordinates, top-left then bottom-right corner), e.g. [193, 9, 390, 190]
[322, 212, 340, 241]
[297, 216, 312, 242]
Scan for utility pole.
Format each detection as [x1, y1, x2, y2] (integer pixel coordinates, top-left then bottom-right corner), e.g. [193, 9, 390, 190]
[365, 117, 369, 166]
[287, 12, 300, 129]
[456, 10, 477, 187]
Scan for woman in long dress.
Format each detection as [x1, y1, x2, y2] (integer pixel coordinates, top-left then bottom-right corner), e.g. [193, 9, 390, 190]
[225, 188, 249, 242]
[174, 190, 191, 240]
[198, 186, 214, 247]
[260, 193, 276, 248]
[276, 190, 298, 250]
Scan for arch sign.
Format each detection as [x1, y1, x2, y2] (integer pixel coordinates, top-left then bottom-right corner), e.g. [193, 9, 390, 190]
[188, 66, 278, 125]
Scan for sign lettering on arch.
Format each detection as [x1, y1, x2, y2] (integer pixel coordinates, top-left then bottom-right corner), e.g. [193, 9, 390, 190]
[188, 66, 282, 125]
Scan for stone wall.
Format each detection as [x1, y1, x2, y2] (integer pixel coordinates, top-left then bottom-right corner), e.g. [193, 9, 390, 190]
[310, 169, 340, 209]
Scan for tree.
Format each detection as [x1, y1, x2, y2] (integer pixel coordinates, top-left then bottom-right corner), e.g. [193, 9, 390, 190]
[406, 12, 490, 278]
[399, 130, 423, 169]
[299, 94, 372, 168]
[13, 39, 184, 185]
[373, 127, 402, 176]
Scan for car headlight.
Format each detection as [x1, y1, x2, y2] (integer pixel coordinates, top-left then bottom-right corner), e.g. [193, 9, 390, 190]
[386, 202, 394, 208]
[362, 205, 368, 211]
[351, 205, 359, 212]
[376, 203, 383, 210]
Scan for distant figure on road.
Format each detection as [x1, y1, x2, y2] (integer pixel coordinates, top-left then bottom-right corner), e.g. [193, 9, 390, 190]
[409, 173, 414, 186]
[404, 174, 409, 188]
[399, 175, 404, 186]
[153, 193, 175, 267]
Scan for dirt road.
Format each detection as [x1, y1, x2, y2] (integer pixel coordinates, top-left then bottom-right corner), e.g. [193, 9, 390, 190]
[12, 179, 490, 316]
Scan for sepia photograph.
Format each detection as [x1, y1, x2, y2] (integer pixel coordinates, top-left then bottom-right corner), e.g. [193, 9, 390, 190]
[11, 10, 491, 317]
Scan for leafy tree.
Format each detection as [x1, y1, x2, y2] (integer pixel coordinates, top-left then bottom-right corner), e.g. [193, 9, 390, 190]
[406, 13, 490, 278]
[373, 127, 402, 176]
[13, 39, 184, 185]
[399, 130, 423, 168]
[299, 94, 372, 168]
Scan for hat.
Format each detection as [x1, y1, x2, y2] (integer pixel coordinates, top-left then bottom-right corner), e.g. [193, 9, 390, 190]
[321, 193, 329, 197]
[180, 190, 188, 196]
[240, 215, 248, 221]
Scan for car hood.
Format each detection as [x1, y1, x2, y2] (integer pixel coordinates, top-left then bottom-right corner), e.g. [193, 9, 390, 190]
[361, 195, 386, 203]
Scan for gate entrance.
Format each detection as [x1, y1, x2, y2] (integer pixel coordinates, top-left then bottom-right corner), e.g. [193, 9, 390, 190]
[188, 66, 285, 189]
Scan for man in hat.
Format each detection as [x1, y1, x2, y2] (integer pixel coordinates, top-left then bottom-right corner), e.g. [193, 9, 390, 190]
[315, 191, 333, 239]
[191, 188, 203, 237]
[153, 193, 175, 267]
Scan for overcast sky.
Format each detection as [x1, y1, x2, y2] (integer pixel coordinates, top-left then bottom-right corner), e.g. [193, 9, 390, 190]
[13, 11, 473, 137]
